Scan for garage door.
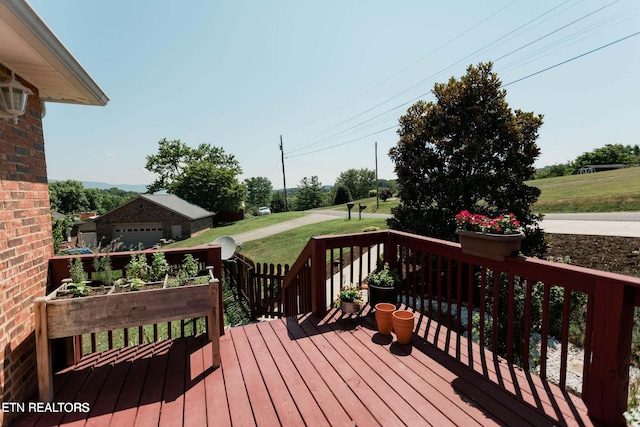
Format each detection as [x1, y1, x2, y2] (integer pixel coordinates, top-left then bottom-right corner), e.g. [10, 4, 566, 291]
[113, 223, 163, 249]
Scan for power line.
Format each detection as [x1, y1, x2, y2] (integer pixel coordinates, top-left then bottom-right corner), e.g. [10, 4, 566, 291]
[503, 30, 640, 86]
[284, 1, 519, 151]
[286, 0, 579, 155]
[289, 29, 640, 158]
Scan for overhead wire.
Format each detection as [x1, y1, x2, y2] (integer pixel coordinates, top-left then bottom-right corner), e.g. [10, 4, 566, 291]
[286, 0, 578, 155]
[284, 1, 519, 152]
[290, 29, 640, 158]
[285, 1, 638, 158]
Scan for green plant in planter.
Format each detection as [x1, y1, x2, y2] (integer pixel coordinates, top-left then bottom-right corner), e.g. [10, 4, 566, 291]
[150, 251, 169, 281]
[92, 253, 114, 286]
[69, 257, 86, 285]
[177, 254, 199, 285]
[333, 283, 363, 307]
[67, 281, 92, 297]
[366, 261, 400, 307]
[366, 262, 399, 288]
[125, 251, 150, 281]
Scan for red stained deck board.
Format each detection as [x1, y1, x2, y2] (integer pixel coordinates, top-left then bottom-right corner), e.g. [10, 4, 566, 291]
[14, 308, 598, 427]
[281, 315, 381, 427]
[158, 338, 186, 427]
[219, 333, 257, 427]
[345, 315, 487, 427]
[267, 318, 355, 427]
[182, 335, 208, 427]
[242, 323, 306, 426]
[229, 326, 281, 426]
[109, 342, 157, 427]
[310, 313, 454, 426]
[83, 345, 140, 427]
[202, 338, 231, 427]
[134, 340, 173, 427]
[297, 314, 407, 426]
[256, 321, 333, 427]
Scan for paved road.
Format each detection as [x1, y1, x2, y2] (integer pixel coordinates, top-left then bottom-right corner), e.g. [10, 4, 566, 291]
[227, 210, 640, 244]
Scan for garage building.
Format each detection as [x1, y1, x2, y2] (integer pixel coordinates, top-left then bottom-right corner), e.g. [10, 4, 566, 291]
[95, 194, 214, 249]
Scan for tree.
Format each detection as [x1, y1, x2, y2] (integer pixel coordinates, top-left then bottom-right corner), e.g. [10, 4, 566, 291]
[568, 143, 639, 174]
[145, 139, 246, 212]
[332, 184, 352, 205]
[388, 62, 545, 256]
[295, 176, 325, 210]
[49, 180, 90, 214]
[245, 177, 273, 208]
[271, 191, 288, 213]
[334, 168, 376, 200]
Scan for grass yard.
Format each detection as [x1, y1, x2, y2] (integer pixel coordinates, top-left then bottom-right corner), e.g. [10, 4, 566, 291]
[165, 211, 305, 248]
[238, 217, 388, 266]
[317, 196, 399, 215]
[528, 167, 640, 213]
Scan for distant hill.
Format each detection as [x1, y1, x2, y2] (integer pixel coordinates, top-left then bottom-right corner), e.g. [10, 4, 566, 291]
[48, 180, 147, 193]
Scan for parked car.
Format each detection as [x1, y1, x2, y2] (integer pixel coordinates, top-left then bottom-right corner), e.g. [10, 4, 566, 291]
[258, 206, 272, 215]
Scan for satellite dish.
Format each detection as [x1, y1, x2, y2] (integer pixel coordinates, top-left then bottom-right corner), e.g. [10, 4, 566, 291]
[212, 236, 236, 260]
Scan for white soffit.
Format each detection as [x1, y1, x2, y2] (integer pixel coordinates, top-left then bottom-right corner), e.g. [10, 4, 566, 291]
[0, 0, 108, 106]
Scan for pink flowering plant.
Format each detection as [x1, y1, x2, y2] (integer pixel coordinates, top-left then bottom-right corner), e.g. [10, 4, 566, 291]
[455, 210, 522, 235]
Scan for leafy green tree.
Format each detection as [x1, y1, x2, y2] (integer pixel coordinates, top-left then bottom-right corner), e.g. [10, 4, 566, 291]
[145, 139, 246, 212]
[334, 168, 376, 200]
[49, 180, 90, 214]
[332, 184, 352, 205]
[388, 62, 545, 256]
[245, 177, 273, 208]
[534, 163, 571, 179]
[51, 214, 73, 254]
[271, 191, 288, 213]
[295, 176, 325, 210]
[568, 143, 639, 174]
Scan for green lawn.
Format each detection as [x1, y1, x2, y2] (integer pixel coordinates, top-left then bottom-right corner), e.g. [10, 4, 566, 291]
[528, 167, 640, 213]
[164, 211, 305, 248]
[238, 217, 388, 266]
[315, 196, 399, 215]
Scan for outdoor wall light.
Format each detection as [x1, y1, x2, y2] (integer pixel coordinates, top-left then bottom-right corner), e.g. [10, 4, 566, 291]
[0, 71, 33, 124]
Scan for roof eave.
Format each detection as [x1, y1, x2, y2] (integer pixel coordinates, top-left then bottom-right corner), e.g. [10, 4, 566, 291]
[0, 0, 109, 106]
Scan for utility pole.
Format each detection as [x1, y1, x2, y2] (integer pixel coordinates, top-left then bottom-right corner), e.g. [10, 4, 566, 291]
[375, 141, 379, 210]
[280, 135, 288, 212]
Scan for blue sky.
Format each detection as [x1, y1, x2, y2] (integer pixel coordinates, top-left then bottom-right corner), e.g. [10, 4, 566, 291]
[30, 0, 640, 189]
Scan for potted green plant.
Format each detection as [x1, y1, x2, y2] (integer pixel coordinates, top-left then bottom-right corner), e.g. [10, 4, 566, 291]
[454, 210, 525, 261]
[365, 261, 400, 307]
[334, 283, 363, 313]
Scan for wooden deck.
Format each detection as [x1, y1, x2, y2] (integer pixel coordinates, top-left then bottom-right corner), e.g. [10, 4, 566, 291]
[13, 307, 596, 427]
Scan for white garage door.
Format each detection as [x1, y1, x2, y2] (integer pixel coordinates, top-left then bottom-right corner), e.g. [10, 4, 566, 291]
[113, 223, 163, 249]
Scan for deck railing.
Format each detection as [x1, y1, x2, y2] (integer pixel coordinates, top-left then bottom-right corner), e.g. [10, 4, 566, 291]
[282, 229, 640, 426]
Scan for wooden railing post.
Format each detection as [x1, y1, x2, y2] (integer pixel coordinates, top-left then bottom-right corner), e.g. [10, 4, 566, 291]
[208, 278, 221, 368]
[586, 279, 635, 426]
[34, 297, 53, 402]
[311, 238, 327, 316]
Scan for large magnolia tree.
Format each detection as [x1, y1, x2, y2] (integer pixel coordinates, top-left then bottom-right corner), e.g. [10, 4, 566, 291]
[145, 139, 246, 213]
[388, 62, 546, 256]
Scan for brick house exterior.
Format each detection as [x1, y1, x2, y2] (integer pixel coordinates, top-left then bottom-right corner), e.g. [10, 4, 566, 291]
[95, 194, 214, 249]
[0, 2, 107, 425]
[0, 64, 49, 425]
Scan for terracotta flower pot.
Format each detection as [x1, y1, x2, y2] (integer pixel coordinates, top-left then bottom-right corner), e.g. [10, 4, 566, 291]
[374, 303, 396, 335]
[392, 310, 415, 345]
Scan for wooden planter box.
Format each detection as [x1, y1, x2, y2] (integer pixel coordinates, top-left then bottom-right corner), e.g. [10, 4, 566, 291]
[35, 274, 221, 402]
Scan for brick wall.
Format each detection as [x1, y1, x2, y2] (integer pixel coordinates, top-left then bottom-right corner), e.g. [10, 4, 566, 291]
[0, 65, 50, 427]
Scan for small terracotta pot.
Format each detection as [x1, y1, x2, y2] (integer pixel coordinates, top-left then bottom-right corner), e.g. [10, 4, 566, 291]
[392, 310, 415, 345]
[375, 303, 396, 335]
